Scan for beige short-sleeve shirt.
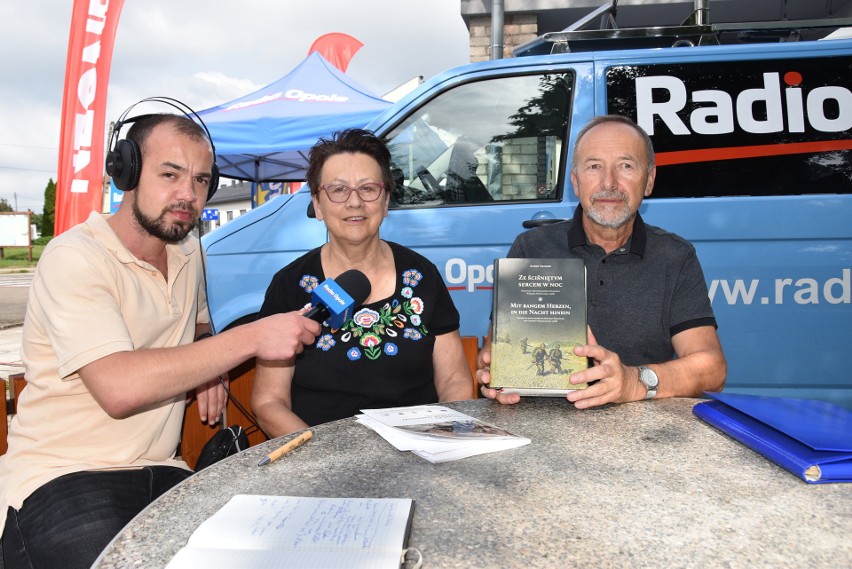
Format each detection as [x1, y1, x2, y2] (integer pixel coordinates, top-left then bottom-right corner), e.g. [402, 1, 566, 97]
[0, 212, 209, 529]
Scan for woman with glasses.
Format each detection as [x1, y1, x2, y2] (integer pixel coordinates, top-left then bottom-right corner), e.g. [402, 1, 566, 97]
[251, 129, 473, 437]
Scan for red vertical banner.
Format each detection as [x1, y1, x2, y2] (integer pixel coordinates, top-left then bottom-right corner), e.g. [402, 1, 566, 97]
[55, 0, 124, 235]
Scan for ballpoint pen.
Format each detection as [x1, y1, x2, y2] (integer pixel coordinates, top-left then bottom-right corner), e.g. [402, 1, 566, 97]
[257, 430, 313, 466]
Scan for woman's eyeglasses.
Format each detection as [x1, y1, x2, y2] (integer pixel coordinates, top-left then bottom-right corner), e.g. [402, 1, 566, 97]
[319, 183, 385, 203]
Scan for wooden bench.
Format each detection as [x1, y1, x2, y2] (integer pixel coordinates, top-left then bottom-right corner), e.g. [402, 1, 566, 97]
[11, 373, 25, 411]
[2, 373, 27, 456]
[1, 382, 7, 455]
[460, 335, 481, 399]
[180, 359, 265, 470]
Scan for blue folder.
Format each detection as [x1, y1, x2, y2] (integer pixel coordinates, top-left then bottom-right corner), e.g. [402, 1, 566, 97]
[693, 392, 852, 484]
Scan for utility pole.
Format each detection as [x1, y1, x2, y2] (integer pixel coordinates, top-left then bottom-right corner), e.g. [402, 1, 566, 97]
[491, 0, 504, 60]
[694, 0, 709, 25]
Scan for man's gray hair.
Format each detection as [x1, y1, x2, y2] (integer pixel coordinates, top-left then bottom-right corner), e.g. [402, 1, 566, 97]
[570, 114, 655, 174]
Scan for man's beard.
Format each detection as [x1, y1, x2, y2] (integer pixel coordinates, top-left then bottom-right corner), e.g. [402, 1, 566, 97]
[586, 189, 635, 229]
[132, 199, 197, 243]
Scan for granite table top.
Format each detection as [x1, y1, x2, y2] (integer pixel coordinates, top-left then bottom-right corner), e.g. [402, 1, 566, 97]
[94, 397, 851, 568]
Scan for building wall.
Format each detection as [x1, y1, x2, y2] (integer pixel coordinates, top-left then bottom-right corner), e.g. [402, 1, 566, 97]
[202, 198, 251, 233]
[467, 13, 539, 62]
[461, 0, 852, 60]
[202, 179, 252, 234]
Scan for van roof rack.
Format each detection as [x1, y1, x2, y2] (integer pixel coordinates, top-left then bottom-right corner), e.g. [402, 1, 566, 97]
[514, 1, 852, 56]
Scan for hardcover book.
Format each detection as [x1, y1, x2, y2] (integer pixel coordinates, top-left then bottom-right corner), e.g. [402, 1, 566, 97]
[490, 257, 588, 396]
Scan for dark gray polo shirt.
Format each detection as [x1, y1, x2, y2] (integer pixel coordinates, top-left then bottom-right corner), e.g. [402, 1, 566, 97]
[507, 206, 717, 366]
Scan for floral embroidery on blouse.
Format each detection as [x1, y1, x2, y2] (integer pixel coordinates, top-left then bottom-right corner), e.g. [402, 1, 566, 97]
[299, 275, 319, 293]
[402, 269, 422, 287]
[304, 267, 431, 362]
[316, 334, 336, 351]
[353, 309, 380, 328]
[403, 328, 423, 340]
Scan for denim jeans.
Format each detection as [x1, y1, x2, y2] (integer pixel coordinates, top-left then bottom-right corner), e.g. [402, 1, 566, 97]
[1, 466, 191, 569]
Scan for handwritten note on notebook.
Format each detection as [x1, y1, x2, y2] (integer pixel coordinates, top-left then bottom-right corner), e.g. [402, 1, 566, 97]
[166, 495, 415, 569]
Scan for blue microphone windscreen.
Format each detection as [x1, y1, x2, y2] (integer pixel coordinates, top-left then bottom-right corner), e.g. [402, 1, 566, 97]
[311, 269, 371, 328]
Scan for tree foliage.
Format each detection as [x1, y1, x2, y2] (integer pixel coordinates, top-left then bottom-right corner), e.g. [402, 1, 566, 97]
[30, 212, 43, 232]
[42, 178, 56, 237]
[0, 197, 12, 213]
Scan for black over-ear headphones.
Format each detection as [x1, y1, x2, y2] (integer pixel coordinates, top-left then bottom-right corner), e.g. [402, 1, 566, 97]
[105, 96, 220, 199]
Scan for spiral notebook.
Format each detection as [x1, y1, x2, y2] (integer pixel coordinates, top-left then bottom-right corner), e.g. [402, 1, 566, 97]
[165, 495, 416, 568]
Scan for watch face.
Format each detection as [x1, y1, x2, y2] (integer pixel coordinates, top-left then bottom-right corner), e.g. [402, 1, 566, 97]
[641, 368, 659, 388]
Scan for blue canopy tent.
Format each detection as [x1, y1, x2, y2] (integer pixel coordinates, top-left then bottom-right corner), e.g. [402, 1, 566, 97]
[198, 52, 391, 182]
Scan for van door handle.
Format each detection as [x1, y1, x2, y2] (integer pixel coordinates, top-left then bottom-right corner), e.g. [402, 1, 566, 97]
[523, 217, 566, 228]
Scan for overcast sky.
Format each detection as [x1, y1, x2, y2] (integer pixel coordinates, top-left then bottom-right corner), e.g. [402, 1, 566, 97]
[0, 0, 470, 214]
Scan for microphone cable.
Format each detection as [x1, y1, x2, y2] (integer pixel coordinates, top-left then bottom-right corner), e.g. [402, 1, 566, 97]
[197, 225, 267, 440]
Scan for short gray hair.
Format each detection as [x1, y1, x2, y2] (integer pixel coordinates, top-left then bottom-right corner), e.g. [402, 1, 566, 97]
[570, 114, 655, 174]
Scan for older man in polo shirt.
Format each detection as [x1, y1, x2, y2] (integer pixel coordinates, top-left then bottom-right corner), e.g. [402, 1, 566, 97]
[478, 114, 726, 408]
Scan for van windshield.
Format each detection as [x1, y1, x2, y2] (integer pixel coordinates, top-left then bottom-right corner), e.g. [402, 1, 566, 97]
[384, 73, 574, 207]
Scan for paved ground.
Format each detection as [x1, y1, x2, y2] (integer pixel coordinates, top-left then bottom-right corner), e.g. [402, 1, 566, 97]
[0, 269, 30, 381]
[0, 325, 23, 381]
[0, 285, 28, 329]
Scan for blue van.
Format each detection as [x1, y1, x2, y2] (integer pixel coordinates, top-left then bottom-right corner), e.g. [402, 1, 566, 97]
[203, 27, 852, 407]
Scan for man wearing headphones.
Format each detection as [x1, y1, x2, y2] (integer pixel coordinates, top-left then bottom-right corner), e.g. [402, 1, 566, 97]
[0, 107, 321, 569]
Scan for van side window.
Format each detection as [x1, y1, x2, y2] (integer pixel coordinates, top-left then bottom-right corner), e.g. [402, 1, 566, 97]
[384, 73, 574, 207]
[606, 58, 852, 198]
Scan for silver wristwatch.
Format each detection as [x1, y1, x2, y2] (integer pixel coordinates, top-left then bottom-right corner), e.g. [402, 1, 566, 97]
[637, 366, 658, 399]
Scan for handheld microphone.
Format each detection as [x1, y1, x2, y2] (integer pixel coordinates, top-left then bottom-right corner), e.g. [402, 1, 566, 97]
[305, 269, 371, 329]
